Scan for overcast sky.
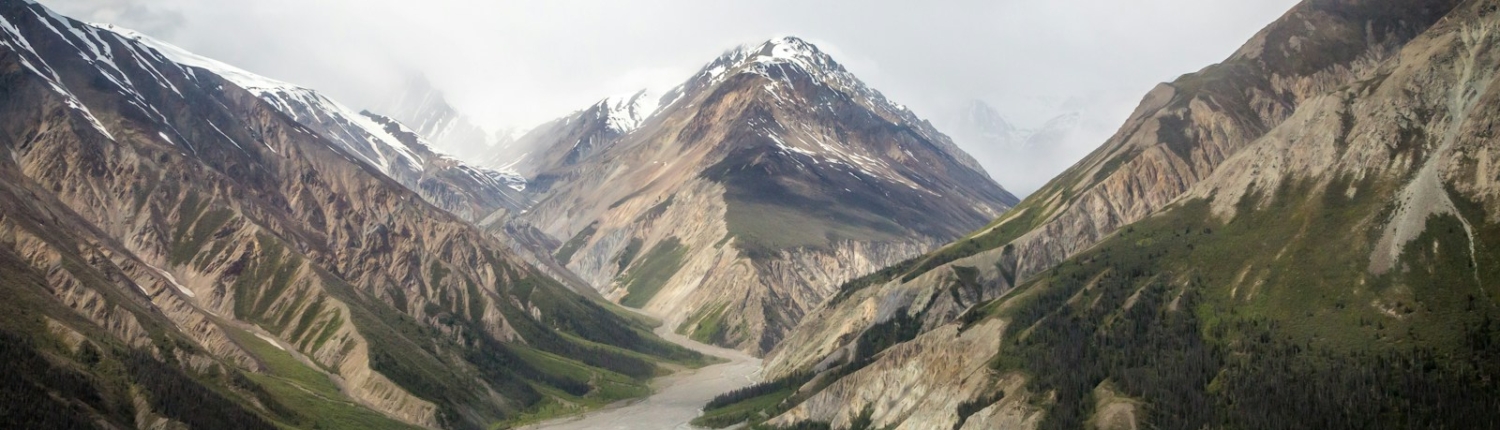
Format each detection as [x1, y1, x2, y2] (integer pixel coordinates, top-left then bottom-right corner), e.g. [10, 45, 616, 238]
[43, 0, 1299, 194]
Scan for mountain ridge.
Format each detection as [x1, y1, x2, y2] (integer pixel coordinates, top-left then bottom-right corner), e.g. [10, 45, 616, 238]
[377, 73, 495, 161]
[0, 3, 705, 429]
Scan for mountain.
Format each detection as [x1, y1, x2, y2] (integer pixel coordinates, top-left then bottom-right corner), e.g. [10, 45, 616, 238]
[944, 99, 1089, 195]
[948, 99, 1085, 151]
[0, 2, 704, 429]
[110, 31, 532, 222]
[377, 74, 495, 161]
[950, 99, 1024, 149]
[486, 125, 530, 171]
[1023, 111, 1081, 148]
[505, 37, 1018, 354]
[483, 90, 658, 186]
[703, 0, 1500, 428]
[359, 111, 530, 211]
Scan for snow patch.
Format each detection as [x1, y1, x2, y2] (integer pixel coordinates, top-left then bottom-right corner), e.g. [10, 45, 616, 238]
[0, 13, 116, 141]
[145, 264, 194, 298]
[88, 24, 430, 171]
[102, 24, 293, 91]
[254, 333, 286, 351]
[206, 120, 243, 150]
[599, 90, 657, 133]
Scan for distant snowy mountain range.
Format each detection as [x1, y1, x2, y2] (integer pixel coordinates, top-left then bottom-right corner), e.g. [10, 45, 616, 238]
[376, 74, 496, 161]
[941, 98, 1114, 195]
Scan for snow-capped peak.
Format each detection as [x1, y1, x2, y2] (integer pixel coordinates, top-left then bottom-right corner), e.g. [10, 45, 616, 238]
[94, 24, 293, 92]
[956, 99, 1019, 145]
[85, 23, 436, 175]
[671, 35, 917, 119]
[360, 110, 437, 154]
[685, 36, 848, 89]
[960, 100, 1013, 131]
[734, 36, 844, 73]
[597, 89, 656, 133]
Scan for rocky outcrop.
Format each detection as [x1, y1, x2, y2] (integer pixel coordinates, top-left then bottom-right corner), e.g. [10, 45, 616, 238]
[765, 320, 1024, 429]
[764, 246, 1012, 378]
[1187, 1, 1500, 272]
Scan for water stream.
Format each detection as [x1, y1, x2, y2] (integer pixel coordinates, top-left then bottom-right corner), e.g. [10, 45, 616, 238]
[517, 314, 762, 430]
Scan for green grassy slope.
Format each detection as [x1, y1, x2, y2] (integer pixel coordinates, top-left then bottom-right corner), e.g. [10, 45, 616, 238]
[619, 238, 689, 308]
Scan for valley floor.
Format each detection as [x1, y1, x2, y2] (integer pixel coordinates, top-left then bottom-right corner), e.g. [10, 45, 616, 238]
[517, 311, 762, 430]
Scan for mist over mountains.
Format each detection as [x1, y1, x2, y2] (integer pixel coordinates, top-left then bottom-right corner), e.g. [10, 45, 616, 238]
[38, 0, 1301, 190]
[8, 1, 1500, 429]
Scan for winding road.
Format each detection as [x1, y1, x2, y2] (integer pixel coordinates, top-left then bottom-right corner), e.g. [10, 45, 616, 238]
[517, 314, 763, 430]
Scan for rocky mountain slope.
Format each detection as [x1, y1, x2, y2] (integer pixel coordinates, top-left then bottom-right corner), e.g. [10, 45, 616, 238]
[709, 0, 1500, 428]
[483, 90, 657, 187]
[110, 31, 532, 223]
[358, 111, 531, 215]
[767, 0, 1464, 377]
[378, 74, 495, 161]
[0, 2, 703, 429]
[506, 37, 1018, 355]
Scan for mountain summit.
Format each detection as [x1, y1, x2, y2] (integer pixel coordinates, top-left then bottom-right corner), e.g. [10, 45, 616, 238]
[378, 73, 496, 161]
[953, 99, 1021, 148]
[662, 36, 877, 106]
[497, 36, 1018, 354]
